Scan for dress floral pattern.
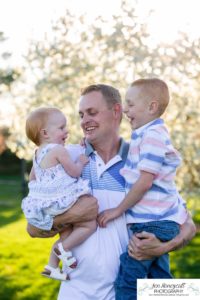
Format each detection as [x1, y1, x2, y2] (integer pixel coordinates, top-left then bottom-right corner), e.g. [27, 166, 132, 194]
[21, 144, 90, 230]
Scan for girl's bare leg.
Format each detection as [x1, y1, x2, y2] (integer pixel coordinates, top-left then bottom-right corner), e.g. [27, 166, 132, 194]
[61, 220, 97, 251]
[46, 225, 73, 268]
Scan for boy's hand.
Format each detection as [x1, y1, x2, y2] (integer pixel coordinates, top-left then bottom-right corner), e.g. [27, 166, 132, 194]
[97, 207, 121, 227]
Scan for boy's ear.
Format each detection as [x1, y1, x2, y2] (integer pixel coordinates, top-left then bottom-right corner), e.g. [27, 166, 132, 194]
[149, 100, 159, 114]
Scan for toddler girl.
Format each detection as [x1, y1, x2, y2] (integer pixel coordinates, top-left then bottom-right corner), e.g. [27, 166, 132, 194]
[22, 107, 97, 281]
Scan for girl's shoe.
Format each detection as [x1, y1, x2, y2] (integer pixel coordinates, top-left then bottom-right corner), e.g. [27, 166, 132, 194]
[41, 265, 69, 281]
[54, 242, 77, 269]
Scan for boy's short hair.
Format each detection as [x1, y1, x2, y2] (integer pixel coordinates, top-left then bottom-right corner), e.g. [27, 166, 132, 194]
[81, 84, 122, 108]
[26, 107, 61, 146]
[131, 78, 170, 116]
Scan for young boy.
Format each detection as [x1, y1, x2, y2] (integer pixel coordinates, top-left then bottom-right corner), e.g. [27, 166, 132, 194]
[98, 78, 188, 299]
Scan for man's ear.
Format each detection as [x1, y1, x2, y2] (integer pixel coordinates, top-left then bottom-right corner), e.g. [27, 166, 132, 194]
[149, 100, 159, 114]
[113, 103, 122, 118]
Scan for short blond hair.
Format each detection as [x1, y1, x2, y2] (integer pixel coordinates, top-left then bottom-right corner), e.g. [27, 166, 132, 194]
[26, 107, 61, 146]
[131, 78, 170, 116]
[81, 84, 122, 108]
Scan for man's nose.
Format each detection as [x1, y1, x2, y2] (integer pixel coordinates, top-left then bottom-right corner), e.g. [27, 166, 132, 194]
[80, 114, 89, 123]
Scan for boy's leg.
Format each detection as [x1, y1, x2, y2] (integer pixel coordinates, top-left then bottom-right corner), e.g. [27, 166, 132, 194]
[131, 221, 180, 243]
[148, 254, 173, 278]
[116, 221, 179, 298]
[139, 220, 179, 279]
[114, 251, 153, 300]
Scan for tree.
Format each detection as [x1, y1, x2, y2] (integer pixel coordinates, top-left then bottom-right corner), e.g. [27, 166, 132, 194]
[7, 0, 200, 193]
[0, 31, 21, 152]
[0, 127, 9, 154]
[0, 32, 20, 91]
[9, 2, 151, 155]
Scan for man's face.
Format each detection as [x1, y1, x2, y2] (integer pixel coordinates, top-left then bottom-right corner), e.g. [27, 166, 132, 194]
[79, 91, 116, 145]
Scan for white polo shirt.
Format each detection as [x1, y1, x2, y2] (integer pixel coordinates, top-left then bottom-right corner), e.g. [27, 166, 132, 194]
[58, 140, 129, 300]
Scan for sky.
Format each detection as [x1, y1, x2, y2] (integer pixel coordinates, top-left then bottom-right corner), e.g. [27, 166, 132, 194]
[0, 0, 199, 66]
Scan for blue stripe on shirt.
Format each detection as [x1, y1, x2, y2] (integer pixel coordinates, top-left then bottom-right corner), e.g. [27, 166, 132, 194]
[127, 205, 179, 221]
[140, 153, 164, 164]
[125, 182, 176, 194]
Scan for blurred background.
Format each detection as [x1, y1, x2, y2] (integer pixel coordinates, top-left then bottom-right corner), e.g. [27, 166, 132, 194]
[0, 0, 199, 299]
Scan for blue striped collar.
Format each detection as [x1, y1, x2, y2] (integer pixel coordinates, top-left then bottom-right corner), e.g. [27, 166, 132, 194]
[85, 138, 129, 160]
[132, 118, 164, 138]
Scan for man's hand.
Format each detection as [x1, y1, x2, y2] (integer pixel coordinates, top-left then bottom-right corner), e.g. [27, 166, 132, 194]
[97, 207, 121, 227]
[27, 223, 58, 238]
[128, 231, 167, 260]
[128, 214, 196, 260]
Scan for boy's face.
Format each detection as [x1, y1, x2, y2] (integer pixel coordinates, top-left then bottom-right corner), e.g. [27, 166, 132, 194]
[123, 86, 153, 130]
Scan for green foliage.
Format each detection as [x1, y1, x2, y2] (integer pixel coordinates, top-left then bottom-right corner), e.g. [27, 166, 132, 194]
[170, 195, 200, 278]
[170, 232, 200, 278]
[0, 149, 21, 175]
[170, 218, 200, 277]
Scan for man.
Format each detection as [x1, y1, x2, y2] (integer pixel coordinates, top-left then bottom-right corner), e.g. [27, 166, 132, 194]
[27, 84, 196, 300]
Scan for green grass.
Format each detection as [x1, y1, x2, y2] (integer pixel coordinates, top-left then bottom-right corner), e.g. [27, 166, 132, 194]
[0, 176, 59, 300]
[0, 176, 199, 299]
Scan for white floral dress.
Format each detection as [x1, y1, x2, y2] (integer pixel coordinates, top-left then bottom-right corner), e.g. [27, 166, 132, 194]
[21, 144, 90, 230]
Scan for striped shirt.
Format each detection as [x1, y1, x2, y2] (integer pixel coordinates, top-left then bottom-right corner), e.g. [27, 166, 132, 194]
[121, 118, 188, 225]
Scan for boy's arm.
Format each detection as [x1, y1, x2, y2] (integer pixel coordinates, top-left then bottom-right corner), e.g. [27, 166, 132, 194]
[98, 171, 154, 227]
[117, 171, 154, 213]
[128, 213, 196, 260]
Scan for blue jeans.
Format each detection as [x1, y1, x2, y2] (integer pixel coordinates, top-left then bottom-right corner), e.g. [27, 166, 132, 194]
[115, 220, 180, 300]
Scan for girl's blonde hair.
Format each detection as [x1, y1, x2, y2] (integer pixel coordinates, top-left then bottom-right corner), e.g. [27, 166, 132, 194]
[26, 107, 61, 146]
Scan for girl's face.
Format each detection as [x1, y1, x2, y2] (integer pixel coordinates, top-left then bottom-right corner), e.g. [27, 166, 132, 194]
[45, 112, 68, 145]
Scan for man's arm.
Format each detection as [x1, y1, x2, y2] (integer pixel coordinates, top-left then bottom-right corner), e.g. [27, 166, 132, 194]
[27, 195, 98, 238]
[128, 214, 196, 260]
